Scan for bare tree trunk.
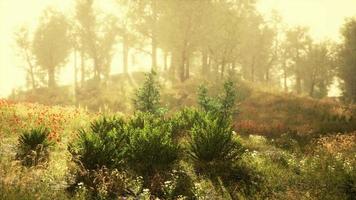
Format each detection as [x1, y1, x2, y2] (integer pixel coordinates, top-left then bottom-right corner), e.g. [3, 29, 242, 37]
[93, 56, 100, 82]
[185, 55, 190, 80]
[251, 57, 256, 82]
[164, 51, 168, 71]
[283, 63, 288, 92]
[74, 50, 78, 103]
[309, 71, 316, 97]
[123, 33, 129, 74]
[25, 52, 36, 90]
[202, 50, 208, 75]
[151, 0, 157, 71]
[296, 72, 302, 94]
[80, 51, 85, 87]
[221, 61, 226, 79]
[180, 51, 186, 82]
[170, 51, 176, 75]
[48, 67, 56, 88]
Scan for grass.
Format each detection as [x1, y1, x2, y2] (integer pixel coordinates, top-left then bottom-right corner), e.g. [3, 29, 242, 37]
[1, 87, 355, 199]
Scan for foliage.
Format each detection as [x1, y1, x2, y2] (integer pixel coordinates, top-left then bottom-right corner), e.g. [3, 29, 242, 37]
[125, 113, 179, 176]
[170, 107, 202, 137]
[299, 151, 356, 200]
[32, 8, 71, 88]
[189, 113, 244, 171]
[133, 71, 162, 114]
[68, 167, 142, 200]
[198, 79, 237, 119]
[16, 127, 54, 167]
[339, 18, 356, 102]
[162, 169, 195, 199]
[69, 116, 126, 171]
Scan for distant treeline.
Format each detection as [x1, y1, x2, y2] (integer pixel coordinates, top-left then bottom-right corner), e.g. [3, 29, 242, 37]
[13, 0, 356, 103]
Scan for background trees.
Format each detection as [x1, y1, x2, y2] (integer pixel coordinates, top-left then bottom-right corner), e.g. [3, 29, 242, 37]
[14, 26, 37, 90]
[11, 0, 355, 107]
[339, 18, 356, 102]
[32, 9, 71, 88]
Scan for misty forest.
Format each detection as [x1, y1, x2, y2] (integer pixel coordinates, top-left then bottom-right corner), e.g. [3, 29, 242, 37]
[1, 0, 356, 199]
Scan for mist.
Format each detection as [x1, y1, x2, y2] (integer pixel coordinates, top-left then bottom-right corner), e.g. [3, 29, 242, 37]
[0, 1, 356, 199]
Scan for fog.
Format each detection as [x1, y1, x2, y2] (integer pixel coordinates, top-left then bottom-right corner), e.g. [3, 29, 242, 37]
[0, 0, 355, 106]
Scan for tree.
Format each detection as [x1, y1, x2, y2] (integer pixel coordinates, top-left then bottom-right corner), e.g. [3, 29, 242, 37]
[129, 0, 162, 70]
[14, 26, 37, 90]
[302, 42, 335, 98]
[74, 0, 119, 83]
[32, 9, 71, 88]
[339, 18, 356, 102]
[284, 26, 311, 94]
[133, 71, 161, 114]
[158, 0, 205, 81]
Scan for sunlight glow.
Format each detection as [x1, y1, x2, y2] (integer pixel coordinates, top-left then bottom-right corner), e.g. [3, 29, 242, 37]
[1, 0, 355, 97]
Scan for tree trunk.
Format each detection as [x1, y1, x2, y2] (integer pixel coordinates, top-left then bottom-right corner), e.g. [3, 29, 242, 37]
[164, 51, 168, 71]
[80, 51, 85, 86]
[93, 56, 100, 82]
[265, 68, 270, 83]
[123, 33, 129, 74]
[74, 50, 78, 103]
[283, 63, 288, 92]
[180, 51, 186, 82]
[48, 67, 56, 88]
[295, 52, 302, 94]
[151, 0, 157, 71]
[185, 55, 190, 80]
[202, 50, 208, 75]
[296, 72, 302, 94]
[170, 51, 177, 76]
[251, 57, 256, 82]
[25, 52, 36, 90]
[309, 71, 316, 97]
[221, 61, 226, 79]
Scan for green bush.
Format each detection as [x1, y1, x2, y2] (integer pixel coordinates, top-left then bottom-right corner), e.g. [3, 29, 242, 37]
[188, 114, 244, 171]
[16, 127, 54, 167]
[126, 115, 179, 176]
[68, 116, 129, 199]
[170, 107, 201, 138]
[133, 71, 162, 114]
[299, 152, 356, 200]
[197, 79, 237, 119]
[69, 167, 139, 200]
[69, 116, 126, 170]
[162, 169, 195, 199]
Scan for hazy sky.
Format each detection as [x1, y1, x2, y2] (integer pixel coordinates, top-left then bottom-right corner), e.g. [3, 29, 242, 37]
[1, 0, 356, 97]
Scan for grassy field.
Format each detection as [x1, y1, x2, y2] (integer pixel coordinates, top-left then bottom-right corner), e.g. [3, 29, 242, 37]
[1, 85, 356, 199]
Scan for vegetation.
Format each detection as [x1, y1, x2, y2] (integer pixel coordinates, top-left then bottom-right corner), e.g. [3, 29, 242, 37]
[1, 0, 356, 200]
[16, 127, 54, 167]
[1, 72, 355, 199]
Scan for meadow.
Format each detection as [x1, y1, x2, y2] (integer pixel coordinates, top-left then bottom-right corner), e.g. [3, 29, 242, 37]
[0, 74, 355, 200]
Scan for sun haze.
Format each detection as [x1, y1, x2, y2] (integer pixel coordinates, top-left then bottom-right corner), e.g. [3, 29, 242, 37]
[0, 0, 356, 97]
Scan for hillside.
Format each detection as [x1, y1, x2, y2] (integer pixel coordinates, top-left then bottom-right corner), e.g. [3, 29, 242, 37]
[1, 81, 356, 199]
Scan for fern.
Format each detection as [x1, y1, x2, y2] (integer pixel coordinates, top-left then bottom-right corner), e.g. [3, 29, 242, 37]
[16, 127, 54, 167]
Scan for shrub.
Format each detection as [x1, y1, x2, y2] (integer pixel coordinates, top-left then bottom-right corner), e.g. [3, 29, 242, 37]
[162, 169, 195, 199]
[68, 116, 129, 199]
[170, 107, 201, 138]
[126, 115, 179, 176]
[299, 151, 356, 200]
[16, 127, 54, 167]
[69, 116, 127, 170]
[133, 71, 162, 114]
[197, 79, 237, 119]
[188, 114, 244, 171]
[72, 167, 139, 199]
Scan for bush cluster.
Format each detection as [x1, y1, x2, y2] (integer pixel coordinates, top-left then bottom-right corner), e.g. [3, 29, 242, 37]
[66, 72, 246, 199]
[16, 127, 54, 167]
